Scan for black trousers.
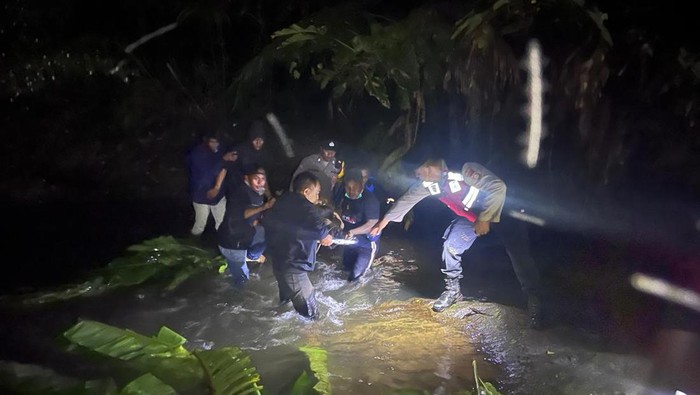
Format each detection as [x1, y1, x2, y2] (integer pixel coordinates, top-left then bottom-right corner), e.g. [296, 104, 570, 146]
[493, 215, 542, 296]
[273, 269, 318, 319]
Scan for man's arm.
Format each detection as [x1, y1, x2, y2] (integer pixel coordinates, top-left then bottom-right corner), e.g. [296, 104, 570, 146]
[243, 198, 276, 220]
[265, 200, 332, 242]
[462, 162, 507, 236]
[207, 168, 228, 199]
[462, 163, 507, 223]
[295, 208, 332, 242]
[477, 179, 506, 222]
[370, 183, 430, 236]
[346, 219, 378, 237]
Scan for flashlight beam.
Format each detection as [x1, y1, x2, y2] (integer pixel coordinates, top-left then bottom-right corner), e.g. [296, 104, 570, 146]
[525, 40, 543, 169]
[507, 209, 546, 226]
[266, 112, 295, 158]
[125, 22, 179, 54]
[630, 273, 700, 313]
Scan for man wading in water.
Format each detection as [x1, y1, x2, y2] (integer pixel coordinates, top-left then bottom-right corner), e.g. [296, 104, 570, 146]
[265, 171, 333, 319]
[370, 159, 546, 328]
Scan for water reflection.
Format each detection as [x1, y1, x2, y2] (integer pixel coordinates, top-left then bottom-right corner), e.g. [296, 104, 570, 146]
[0, 236, 497, 394]
[142, 236, 498, 393]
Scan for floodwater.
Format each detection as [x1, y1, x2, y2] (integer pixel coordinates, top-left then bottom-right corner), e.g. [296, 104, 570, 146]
[0, 229, 501, 394]
[7, 195, 696, 393]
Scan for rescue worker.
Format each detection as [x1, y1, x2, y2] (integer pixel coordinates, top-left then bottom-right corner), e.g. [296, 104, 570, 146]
[265, 171, 334, 319]
[290, 140, 342, 204]
[370, 159, 545, 327]
[333, 168, 381, 281]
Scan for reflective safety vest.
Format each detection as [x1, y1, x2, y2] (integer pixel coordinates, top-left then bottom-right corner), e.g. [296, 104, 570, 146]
[423, 172, 481, 222]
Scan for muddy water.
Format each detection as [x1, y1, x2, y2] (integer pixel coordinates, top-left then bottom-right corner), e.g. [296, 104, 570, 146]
[0, 235, 499, 394]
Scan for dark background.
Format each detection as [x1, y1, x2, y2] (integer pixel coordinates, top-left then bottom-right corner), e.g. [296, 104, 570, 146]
[1, 0, 699, 367]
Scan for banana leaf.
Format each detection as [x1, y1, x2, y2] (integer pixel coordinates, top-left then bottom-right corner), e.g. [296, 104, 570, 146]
[64, 320, 190, 360]
[19, 236, 224, 305]
[290, 371, 316, 395]
[63, 320, 201, 389]
[119, 373, 176, 395]
[0, 361, 117, 395]
[193, 349, 263, 395]
[63, 320, 262, 395]
[124, 236, 201, 254]
[298, 347, 330, 395]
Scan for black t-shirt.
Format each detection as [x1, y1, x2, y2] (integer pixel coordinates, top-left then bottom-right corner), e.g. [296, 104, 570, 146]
[218, 183, 264, 249]
[235, 143, 272, 169]
[223, 160, 244, 199]
[335, 190, 380, 232]
[264, 193, 330, 273]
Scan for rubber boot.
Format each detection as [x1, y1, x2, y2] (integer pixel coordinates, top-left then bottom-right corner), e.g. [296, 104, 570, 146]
[432, 277, 464, 312]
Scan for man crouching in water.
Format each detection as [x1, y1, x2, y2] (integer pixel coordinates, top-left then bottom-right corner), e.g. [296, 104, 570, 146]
[264, 171, 334, 319]
[370, 159, 545, 328]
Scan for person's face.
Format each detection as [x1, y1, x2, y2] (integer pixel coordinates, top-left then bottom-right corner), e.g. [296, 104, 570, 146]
[251, 138, 264, 151]
[206, 138, 219, 153]
[344, 180, 363, 200]
[415, 164, 442, 182]
[302, 182, 321, 204]
[246, 172, 267, 193]
[320, 148, 336, 162]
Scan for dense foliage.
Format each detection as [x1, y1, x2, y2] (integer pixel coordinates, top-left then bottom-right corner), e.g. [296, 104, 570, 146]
[2, 0, 698, 200]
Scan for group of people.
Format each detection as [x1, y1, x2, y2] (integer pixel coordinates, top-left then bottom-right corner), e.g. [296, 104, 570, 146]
[186, 123, 382, 319]
[187, 122, 548, 328]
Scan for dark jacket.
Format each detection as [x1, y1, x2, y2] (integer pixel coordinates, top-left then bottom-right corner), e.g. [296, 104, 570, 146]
[217, 183, 263, 249]
[234, 142, 272, 169]
[264, 193, 330, 273]
[186, 144, 225, 204]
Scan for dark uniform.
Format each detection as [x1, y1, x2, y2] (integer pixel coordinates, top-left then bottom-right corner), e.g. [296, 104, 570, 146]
[335, 190, 380, 281]
[264, 193, 330, 319]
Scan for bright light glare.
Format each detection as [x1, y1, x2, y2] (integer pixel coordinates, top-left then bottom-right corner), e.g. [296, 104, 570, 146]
[507, 209, 546, 226]
[630, 273, 700, 313]
[125, 22, 179, 54]
[525, 40, 543, 169]
[675, 390, 687, 395]
[266, 112, 295, 158]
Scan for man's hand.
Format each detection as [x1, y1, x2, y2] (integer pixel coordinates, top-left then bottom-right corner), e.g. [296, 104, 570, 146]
[344, 230, 354, 240]
[332, 212, 344, 229]
[320, 234, 334, 246]
[474, 220, 490, 236]
[206, 186, 220, 199]
[369, 218, 388, 237]
[263, 197, 277, 210]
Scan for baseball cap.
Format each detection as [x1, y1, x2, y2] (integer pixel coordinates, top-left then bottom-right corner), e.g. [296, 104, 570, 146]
[243, 163, 266, 176]
[321, 140, 338, 151]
